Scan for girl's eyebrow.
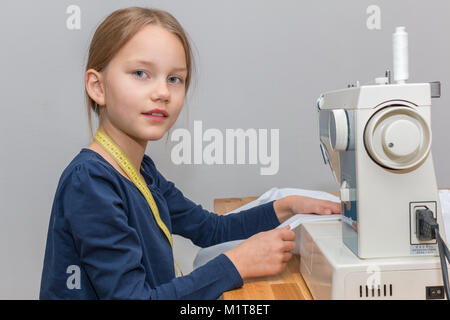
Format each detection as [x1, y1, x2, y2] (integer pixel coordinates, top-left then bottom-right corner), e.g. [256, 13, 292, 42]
[128, 59, 187, 72]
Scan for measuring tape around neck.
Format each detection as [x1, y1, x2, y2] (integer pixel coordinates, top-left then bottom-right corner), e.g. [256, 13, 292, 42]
[94, 129, 182, 276]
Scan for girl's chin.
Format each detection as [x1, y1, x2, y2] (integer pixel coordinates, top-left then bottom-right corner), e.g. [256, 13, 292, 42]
[141, 130, 167, 141]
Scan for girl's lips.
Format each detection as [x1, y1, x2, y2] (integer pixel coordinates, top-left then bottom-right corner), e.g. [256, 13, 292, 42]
[142, 113, 167, 122]
[143, 108, 169, 117]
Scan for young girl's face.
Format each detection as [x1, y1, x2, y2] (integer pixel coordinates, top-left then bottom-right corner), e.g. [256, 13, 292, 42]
[99, 25, 187, 143]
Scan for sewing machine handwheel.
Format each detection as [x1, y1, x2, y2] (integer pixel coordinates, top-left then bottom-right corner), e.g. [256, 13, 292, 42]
[364, 106, 431, 170]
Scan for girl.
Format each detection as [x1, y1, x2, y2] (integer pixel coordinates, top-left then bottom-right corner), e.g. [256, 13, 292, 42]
[39, 7, 341, 300]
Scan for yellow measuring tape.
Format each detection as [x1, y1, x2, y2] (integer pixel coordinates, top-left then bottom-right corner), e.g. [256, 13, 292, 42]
[94, 129, 182, 276]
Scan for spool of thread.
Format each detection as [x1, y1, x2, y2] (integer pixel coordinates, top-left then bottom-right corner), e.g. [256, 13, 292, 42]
[393, 26, 409, 84]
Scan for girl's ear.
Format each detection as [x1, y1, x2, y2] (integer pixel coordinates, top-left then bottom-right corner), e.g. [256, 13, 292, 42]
[85, 69, 106, 106]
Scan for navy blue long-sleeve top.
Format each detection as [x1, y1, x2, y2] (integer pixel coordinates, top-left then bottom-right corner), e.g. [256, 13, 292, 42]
[39, 148, 280, 299]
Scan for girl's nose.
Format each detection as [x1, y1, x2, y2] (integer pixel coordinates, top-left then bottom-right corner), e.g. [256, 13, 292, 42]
[151, 79, 170, 102]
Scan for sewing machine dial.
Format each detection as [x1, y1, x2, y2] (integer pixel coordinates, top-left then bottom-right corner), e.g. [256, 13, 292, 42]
[364, 106, 431, 170]
[329, 109, 349, 151]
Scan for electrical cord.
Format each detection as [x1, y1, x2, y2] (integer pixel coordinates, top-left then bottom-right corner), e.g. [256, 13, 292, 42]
[433, 225, 450, 300]
[416, 208, 450, 300]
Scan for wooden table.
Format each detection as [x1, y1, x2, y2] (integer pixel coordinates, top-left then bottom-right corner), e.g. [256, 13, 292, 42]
[214, 197, 313, 300]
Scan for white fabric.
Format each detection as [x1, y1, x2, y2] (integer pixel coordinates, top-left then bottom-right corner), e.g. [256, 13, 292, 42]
[193, 187, 450, 269]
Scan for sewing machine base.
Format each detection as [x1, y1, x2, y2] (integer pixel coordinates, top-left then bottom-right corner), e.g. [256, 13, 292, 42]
[296, 221, 449, 299]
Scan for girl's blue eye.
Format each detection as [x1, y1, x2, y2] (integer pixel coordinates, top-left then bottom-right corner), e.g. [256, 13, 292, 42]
[168, 76, 183, 84]
[134, 70, 148, 79]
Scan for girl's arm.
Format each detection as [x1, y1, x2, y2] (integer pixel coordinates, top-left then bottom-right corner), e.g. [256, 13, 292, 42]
[149, 161, 280, 247]
[61, 164, 242, 299]
[156, 171, 340, 247]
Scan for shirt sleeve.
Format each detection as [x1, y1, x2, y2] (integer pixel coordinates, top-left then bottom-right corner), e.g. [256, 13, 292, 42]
[151, 163, 281, 248]
[64, 163, 242, 299]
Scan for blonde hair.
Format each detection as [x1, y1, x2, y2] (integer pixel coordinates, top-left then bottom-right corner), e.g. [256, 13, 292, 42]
[85, 7, 194, 140]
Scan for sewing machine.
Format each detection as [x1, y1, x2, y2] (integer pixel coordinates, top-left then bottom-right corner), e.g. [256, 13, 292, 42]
[296, 27, 449, 299]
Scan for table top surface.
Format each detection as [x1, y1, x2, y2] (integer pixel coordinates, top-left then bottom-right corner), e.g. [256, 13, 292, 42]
[214, 197, 313, 300]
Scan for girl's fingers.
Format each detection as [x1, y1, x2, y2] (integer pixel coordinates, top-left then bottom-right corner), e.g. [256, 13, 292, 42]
[282, 252, 293, 262]
[280, 229, 295, 241]
[317, 201, 342, 215]
[283, 241, 296, 252]
[330, 201, 342, 213]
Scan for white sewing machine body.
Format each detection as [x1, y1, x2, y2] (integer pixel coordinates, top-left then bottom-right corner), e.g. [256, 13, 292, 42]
[299, 79, 449, 299]
[318, 82, 446, 259]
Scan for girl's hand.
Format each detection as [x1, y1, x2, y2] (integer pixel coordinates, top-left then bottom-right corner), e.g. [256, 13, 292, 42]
[273, 195, 341, 223]
[289, 195, 341, 216]
[224, 226, 296, 279]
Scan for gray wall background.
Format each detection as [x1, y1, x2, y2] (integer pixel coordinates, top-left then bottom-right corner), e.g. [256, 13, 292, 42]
[1, 0, 449, 299]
